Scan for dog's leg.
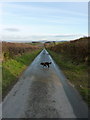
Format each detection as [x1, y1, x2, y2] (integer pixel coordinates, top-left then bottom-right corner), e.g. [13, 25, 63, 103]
[47, 64, 49, 68]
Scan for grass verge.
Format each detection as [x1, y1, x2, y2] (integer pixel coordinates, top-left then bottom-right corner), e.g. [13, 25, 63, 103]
[2, 49, 41, 99]
[48, 50, 89, 107]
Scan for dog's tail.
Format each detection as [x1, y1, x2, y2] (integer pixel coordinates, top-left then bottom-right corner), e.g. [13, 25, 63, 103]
[49, 62, 52, 64]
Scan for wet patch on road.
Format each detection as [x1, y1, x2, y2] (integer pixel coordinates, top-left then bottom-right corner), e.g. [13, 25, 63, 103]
[24, 81, 60, 118]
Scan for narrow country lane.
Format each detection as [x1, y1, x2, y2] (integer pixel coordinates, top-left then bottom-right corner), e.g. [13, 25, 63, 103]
[2, 49, 88, 118]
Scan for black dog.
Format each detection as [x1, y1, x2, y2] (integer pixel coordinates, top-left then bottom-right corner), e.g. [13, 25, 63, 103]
[40, 62, 52, 68]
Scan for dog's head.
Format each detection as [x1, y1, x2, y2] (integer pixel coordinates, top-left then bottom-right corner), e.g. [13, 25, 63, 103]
[49, 62, 52, 64]
[40, 62, 44, 65]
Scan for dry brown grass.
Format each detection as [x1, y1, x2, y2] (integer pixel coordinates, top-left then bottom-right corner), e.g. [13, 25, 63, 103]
[2, 42, 39, 60]
[49, 37, 89, 63]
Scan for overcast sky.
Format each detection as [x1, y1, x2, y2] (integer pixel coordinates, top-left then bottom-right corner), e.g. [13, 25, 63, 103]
[0, 2, 88, 41]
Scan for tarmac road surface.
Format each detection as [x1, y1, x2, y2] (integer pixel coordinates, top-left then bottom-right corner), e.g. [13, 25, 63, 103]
[2, 49, 88, 118]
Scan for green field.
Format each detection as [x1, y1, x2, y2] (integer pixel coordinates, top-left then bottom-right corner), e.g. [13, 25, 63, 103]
[48, 50, 89, 106]
[2, 49, 41, 98]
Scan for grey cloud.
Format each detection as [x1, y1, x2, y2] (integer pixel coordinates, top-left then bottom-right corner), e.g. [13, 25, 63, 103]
[4, 28, 20, 32]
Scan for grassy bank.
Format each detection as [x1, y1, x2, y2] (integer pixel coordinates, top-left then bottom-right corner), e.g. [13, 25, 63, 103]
[48, 37, 88, 63]
[48, 50, 89, 106]
[2, 42, 39, 60]
[0, 62, 2, 99]
[2, 49, 41, 98]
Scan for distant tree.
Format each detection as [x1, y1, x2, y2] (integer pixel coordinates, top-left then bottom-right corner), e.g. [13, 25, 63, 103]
[53, 41, 56, 46]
